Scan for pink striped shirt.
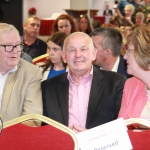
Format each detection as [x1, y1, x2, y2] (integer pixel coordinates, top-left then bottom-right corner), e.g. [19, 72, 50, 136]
[67, 66, 93, 128]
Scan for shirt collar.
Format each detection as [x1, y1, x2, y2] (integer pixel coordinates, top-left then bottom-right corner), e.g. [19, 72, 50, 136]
[0, 66, 18, 76]
[111, 56, 120, 72]
[67, 65, 93, 84]
[9, 65, 18, 72]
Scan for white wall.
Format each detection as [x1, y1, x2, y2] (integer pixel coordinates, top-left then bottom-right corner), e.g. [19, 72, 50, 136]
[71, 0, 88, 9]
[23, 0, 70, 21]
[92, 0, 114, 16]
[23, 0, 114, 22]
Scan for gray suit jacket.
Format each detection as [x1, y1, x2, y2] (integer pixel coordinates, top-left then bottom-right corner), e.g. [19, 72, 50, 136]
[0, 59, 42, 123]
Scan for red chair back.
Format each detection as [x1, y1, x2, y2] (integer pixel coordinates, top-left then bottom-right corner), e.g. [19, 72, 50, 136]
[128, 129, 150, 150]
[93, 16, 105, 25]
[0, 114, 78, 150]
[0, 123, 75, 150]
[39, 20, 55, 35]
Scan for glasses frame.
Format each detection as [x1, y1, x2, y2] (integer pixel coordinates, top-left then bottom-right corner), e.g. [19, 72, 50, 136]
[125, 49, 134, 55]
[0, 43, 24, 52]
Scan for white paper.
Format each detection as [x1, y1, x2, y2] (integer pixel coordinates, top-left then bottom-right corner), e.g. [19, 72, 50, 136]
[76, 118, 132, 150]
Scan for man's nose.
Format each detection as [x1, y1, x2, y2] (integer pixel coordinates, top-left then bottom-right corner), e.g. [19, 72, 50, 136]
[75, 49, 81, 57]
[62, 26, 66, 30]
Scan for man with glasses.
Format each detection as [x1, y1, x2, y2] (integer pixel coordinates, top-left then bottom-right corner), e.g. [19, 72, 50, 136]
[0, 23, 42, 125]
[22, 16, 47, 59]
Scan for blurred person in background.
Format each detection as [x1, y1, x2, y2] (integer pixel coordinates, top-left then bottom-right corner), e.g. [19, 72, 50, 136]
[123, 23, 133, 44]
[109, 15, 121, 28]
[78, 15, 92, 35]
[51, 14, 78, 35]
[135, 12, 145, 25]
[145, 13, 150, 24]
[116, 0, 137, 17]
[118, 4, 135, 25]
[92, 20, 101, 29]
[41, 32, 68, 81]
[103, 4, 113, 16]
[22, 15, 47, 59]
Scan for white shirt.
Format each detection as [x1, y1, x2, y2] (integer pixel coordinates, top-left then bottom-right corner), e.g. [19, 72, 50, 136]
[111, 56, 120, 72]
[100, 56, 120, 72]
[0, 66, 18, 110]
[140, 87, 150, 120]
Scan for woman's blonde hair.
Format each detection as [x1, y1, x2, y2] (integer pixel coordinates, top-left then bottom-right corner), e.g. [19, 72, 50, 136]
[127, 25, 150, 71]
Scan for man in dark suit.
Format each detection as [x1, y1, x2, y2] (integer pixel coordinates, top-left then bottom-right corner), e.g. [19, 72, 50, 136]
[90, 27, 131, 78]
[42, 32, 126, 133]
[103, 4, 113, 16]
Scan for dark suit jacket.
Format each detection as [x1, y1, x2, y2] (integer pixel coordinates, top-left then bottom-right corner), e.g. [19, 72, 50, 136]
[103, 9, 113, 16]
[117, 55, 132, 78]
[42, 66, 126, 129]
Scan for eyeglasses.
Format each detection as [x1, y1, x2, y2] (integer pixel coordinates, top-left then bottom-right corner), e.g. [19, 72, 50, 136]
[125, 49, 134, 55]
[0, 43, 24, 52]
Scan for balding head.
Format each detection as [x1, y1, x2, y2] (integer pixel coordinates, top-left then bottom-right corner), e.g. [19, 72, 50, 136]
[62, 32, 97, 77]
[63, 32, 95, 52]
[0, 23, 20, 39]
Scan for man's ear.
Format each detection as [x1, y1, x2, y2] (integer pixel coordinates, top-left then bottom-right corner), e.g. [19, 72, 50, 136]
[92, 48, 97, 61]
[105, 48, 111, 58]
[61, 51, 66, 63]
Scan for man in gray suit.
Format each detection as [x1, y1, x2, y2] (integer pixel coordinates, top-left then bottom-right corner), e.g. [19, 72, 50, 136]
[0, 23, 42, 125]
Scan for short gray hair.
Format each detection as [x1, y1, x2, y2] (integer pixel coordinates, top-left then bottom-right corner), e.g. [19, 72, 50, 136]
[0, 23, 19, 36]
[136, 12, 145, 20]
[90, 27, 123, 56]
[24, 15, 40, 24]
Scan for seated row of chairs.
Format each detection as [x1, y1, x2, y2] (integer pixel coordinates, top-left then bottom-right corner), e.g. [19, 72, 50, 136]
[1, 114, 150, 150]
[0, 114, 78, 150]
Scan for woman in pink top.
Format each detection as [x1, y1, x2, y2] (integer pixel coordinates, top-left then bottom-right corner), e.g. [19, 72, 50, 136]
[118, 25, 150, 120]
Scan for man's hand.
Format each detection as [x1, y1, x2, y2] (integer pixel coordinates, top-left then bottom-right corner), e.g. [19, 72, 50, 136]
[70, 125, 87, 134]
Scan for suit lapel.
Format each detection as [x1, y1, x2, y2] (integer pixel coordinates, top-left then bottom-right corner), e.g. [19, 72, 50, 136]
[86, 67, 104, 127]
[56, 74, 69, 126]
[0, 69, 19, 120]
[0, 62, 20, 120]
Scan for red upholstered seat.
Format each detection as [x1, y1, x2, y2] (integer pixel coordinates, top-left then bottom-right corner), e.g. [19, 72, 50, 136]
[93, 16, 105, 25]
[128, 129, 150, 150]
[0, 114, 78, 150]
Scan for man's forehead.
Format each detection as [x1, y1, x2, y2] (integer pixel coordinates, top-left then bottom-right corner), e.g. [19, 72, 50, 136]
[27, 18, 40, 24]
[67, 36, 90, 45]
[0, 33, 21, 43]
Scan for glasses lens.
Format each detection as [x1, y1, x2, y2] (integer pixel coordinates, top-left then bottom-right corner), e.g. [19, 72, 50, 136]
[6, 45, 14, 52]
